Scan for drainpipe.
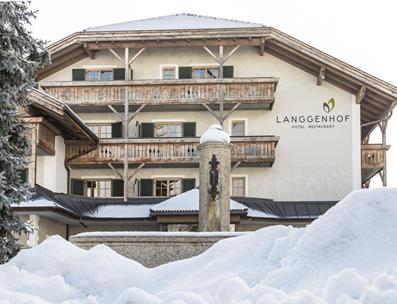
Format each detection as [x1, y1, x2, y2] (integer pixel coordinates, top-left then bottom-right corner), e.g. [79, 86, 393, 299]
[64, 161, 71, 193]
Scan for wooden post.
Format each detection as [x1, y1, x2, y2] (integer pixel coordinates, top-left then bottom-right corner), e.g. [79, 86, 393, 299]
[123, 47, 129, 202]
[219, 45, 224, 127]
[28, 125, 38, 187]
[202, 45, 240, 126]
[380, 120, 388, 186]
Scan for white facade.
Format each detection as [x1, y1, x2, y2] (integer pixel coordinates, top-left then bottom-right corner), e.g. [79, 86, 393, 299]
[36, 136, 68, 193]
[40, 46, 360, 201]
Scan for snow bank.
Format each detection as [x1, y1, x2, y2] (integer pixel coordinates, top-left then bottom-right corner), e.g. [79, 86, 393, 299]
[2, 188, 397, 304]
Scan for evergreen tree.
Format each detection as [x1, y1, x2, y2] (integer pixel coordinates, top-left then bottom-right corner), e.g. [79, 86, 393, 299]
[0, 2, 49, 263]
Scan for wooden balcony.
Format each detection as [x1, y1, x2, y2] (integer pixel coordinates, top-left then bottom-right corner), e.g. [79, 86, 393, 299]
[40, 78, 278, 110]
[361, 144, 389, 182]
[66, 136, 279, 167]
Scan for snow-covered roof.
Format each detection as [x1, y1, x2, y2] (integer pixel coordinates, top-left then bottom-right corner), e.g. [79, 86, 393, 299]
[85, 204, 153, 219]
[13, 185, 335, 220]
[85, 13, 264, 32]
[150, 189, 247, 214]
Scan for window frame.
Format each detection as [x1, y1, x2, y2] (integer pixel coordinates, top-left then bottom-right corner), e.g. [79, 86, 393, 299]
[192, 66, 220, 79]
[85, 69, 113, 81]
[154, 121, 183, 138]
[87, 123, 113, 139]
[153, 178, 183, 197]
[229, 119, 247, 137]
[231, 175, 248, 197]
[84, 179, 113, 198]
[159, 64, 178, 79]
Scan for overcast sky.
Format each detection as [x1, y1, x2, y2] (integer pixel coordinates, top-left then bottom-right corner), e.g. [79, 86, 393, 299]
[30, 0, 397, 187]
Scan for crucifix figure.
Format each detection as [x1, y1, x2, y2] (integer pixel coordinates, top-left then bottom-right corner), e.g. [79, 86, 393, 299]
[209, 154, 219, 200]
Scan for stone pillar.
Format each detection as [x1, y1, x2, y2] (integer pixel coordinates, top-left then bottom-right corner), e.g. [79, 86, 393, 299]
[198, 125, 232, 232]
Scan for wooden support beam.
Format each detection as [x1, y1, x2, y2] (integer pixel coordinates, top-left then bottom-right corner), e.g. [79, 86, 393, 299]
[107, 105, 124, 121]
[317, 66, 325, 86]
[83, 43, 96, 59]
[231, 161, 241, 172]
[223, 45, 240, 63]
[128, 48, 146, 66]
[128, 104, 146, 123]
[203, 46, 220, 63]
[219, 45, 224, 126]
[108, 48, 124, 64]
[201, 103, 221, 122]
[107, 163, 123, 179]
[259, 37, 266, 56]
[128, 163, 145, 181]
[222, 103, 241, 121]
[356, 86, 366, 104]
[123, 47, 129, 202]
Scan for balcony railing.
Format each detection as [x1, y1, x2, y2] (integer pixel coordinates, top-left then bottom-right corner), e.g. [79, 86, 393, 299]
[361, 144, 388, 182]
[66, 136, 279, 167]
[40, 78, 278, 106]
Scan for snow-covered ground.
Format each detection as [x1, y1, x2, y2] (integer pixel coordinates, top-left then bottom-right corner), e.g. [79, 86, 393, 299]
[1, 188, 397, 304]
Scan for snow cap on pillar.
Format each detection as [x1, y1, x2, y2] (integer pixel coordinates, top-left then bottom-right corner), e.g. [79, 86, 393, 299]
[200, 124, 230, 144]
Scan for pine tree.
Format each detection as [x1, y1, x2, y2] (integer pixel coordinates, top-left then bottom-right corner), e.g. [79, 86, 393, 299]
[0, 2, 49, 264]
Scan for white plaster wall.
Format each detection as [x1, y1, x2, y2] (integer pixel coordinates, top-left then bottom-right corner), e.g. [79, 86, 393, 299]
[36, 136, 68, 193]
[42, 46, 357, 201]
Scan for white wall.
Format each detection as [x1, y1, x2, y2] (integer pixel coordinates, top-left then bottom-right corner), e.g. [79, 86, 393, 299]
[41, 46, 357, 201]
[36, 136, 68, 193]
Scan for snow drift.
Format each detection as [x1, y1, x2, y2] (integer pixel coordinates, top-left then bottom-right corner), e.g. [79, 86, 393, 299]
[1, 188, 397, 304]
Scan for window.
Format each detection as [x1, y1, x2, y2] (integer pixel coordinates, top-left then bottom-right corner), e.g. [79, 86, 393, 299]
[87, 124, 112, 138]
[155, 122, 183, 138]
[192, 67, 219, 79]
[86, 70, 113, 81]
[162, 67, 176, 80]
[154, 179, 182, 197]
[231, 177, 246, 197]
[231, 120, 246, 136]
[85, 180, 112, 198]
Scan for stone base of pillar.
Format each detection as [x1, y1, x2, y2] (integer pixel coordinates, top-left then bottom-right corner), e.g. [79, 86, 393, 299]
[198, 142, 232, 232]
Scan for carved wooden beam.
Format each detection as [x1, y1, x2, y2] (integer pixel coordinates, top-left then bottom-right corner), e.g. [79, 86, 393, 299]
[356, 86, 366, 104]
[83, 43, 96, 59]
[259, 37, 266, 56]
[317, 66, 325, 86]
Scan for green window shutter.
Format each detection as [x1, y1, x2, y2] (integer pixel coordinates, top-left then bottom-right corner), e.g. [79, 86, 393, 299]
[112, 179, 124, 197]
[183, 122, 196, 137]
[223, 66, 234, 78]
[130, 69, 133, 80]
[113, 68, 125, 80]
[178, 67, 192, 79]
[111, 122, 123, 138]
[72, 69, 86, 81]
[71, 179, 84, 195]
[140, 179, 153, 196]
[140, 123, 154, 138]
[182, 179, 196, 192]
